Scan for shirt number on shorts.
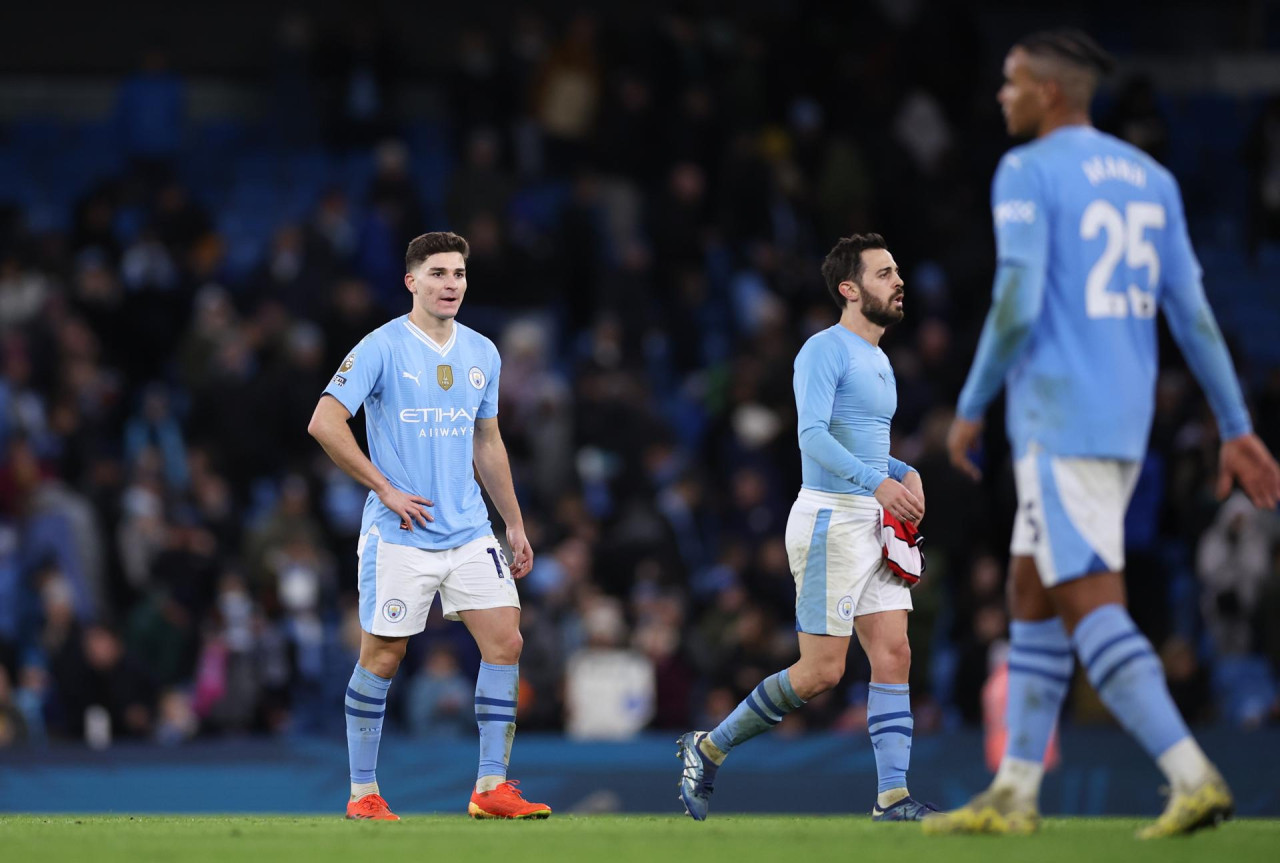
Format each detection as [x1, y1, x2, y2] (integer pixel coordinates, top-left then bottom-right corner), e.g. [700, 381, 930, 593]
[1023, 500, 1041, 543]
[486, 547, 508, 579]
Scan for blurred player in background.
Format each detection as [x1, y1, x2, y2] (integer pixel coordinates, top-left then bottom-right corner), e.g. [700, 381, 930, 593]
[931, 30, 1280, 838]
[308, 231, 550, 821]
[678, 234, 935, 822]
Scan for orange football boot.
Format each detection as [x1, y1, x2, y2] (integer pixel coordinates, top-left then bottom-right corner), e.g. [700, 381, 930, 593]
[468, 780, 552, 819]
[346, 793, 400, 820]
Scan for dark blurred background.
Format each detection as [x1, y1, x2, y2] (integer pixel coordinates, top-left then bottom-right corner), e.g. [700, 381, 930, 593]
[1, 0, 1279, 755]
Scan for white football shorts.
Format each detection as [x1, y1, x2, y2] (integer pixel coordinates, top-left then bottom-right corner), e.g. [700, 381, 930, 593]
[355, 527, 521, 636]
[785, 488, 912, 637]
[1010, 447, 1141, 587]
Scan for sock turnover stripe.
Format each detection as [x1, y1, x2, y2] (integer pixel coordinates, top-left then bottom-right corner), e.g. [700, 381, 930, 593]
[346, 687, 386, 705]
[745, 696, 781, 725]
[1013, 645, 1075, 665]
[345, 705, 384, 719]
[868, 684, 909, 695]
[1012, 644, 1073, 658]
[1008, 661, 1073, 685]
[868, 724, 914, 738]
[1081, 629, 1143, 671]
[475, 712, 517, 723]
[753, 683, 783, 717]
[867, 710, 913, 726]
[475, 696, 518, 708]
[1092, 647, 1157, 691]
[778, 671, 803, 707]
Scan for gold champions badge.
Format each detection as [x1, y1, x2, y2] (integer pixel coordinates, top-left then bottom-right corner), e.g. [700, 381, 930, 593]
[437, 365, 454, 390]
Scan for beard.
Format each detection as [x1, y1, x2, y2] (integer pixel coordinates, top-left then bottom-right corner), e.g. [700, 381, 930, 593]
[858, 284, 904, 327]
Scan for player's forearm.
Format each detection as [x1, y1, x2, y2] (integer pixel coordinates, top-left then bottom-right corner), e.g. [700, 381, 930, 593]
[798, 426, 885, 493]
[1164, 287, 1253, 440]
[956, 262, 1041, 420]
[473, 436, 524, 529]
[887, 456, 916, 481]
[309, 418, 392, 496]
[956, 315, 1024, 420]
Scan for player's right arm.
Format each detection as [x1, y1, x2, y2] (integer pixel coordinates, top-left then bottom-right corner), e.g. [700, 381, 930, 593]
[309, 339, 434, 529]
[950, 153, 1050, 479]
[794, 335, 922, 522]
[1160, 185, 1280, 508]
[956, 154, 1050, 422]
[308, 396, 434, 528]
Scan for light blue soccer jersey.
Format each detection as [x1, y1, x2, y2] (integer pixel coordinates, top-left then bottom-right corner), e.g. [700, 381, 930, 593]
[794, 324, 914, 496]
[322, 316, 501, 550]
[957, 125, 1251, 458]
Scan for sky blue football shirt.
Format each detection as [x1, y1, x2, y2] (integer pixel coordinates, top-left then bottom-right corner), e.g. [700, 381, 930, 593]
[323, 316, 501, 549]
[795, 324, 914, 496]
[958, 125, 1251, 458]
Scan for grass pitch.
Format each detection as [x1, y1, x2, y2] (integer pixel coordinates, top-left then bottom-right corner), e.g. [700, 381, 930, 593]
[2, 815, 1276, 863]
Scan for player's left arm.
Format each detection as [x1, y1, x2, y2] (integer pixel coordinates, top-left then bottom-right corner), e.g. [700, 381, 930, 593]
[890, 458, 925, 524]
[1161, 188, 1280, 508]
[473, 417, 533, 578]
[1160, 188, 1252, 440]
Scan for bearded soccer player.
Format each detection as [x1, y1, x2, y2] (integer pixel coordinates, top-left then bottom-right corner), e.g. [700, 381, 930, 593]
[308, 231, 551, 821]
[678, 234, 934, 822]
[927, 30, 1280, 839]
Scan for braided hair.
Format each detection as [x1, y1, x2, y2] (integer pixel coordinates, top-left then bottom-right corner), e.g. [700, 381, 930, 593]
[1016, 29, 1117, 76]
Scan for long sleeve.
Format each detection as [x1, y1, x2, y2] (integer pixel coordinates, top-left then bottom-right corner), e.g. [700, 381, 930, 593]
[956, 262, 1046, 420]
[887, 456, 916, 481]
[1160, 190, 1252, 440]
[957, 152, 1050, 421]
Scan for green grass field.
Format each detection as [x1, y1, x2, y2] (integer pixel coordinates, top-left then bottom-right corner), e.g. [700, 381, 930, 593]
[2, 815, 1277, 863]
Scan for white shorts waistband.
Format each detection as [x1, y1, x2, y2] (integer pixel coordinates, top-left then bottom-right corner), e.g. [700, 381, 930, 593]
[796, 487, 882, 513]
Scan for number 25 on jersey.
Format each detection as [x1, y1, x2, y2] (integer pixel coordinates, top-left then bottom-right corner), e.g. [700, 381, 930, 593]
[1081, 200, 1164, 320]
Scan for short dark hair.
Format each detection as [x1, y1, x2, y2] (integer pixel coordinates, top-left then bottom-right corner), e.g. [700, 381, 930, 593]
[821, 233, 887, 308]
[405, 232, 470, 272]
[1016, 29, 1116, 76]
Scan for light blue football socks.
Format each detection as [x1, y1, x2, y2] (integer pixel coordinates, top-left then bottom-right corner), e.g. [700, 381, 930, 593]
[475, 661, 519, 791]
[346, 664, 391, 796]
[708, 669, 806, 755]
[1073, 604, 1213, 791]
[991, 618, 1073, 801]
[1006, 618, 1073, 763]
[867, 682, 913, 794]
[1073, 605, 1186, 757]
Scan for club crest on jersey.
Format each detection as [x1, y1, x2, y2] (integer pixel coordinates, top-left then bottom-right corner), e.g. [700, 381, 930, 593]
[437, 365, 454, 390]
[339, 354, 355, 373]
[837, 595, 855, 621]
[469, 366, 486, 389]
[382, 599, 407, 623]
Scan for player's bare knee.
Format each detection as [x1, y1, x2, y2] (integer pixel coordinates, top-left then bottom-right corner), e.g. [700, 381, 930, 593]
[871, 638, 911, 682]
[488, 630, 523, 665]
[810, 659, 845, 694]
[363, 652, 403, 680]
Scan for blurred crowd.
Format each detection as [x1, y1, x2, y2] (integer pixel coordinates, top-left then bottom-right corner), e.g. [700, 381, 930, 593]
[2, 5, 1280, 749]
